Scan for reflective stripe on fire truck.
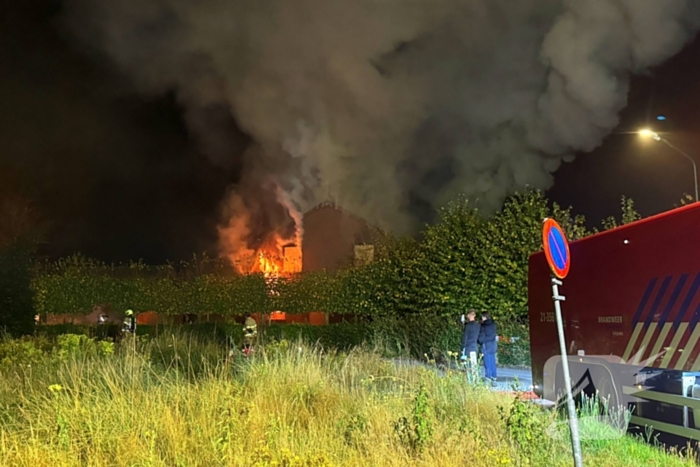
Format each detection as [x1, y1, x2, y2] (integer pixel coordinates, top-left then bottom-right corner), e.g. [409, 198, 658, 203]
[676, 325, 700, 370]
[650, 275, 690, 363]
[690, 347, 700, 372]
[665, 274, 700, 368]
[628, 276, 674, 364]
[622, 279, 659, 362]
[660, 322, 688, 368]
[622, 323, 644, 362]
[649, 323, 674, 364]
[634, 323, 658, 364]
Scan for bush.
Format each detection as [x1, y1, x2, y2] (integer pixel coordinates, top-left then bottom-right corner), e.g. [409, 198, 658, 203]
[54, 334, 114, 361]
[0, 335, 51, 368]
[369, 314, 531, 366]
[496, 321, 531, 367]
[369, 314, 461, 359]
[499, 394, 555, 464]
[263, 323, 370, 350]
[0, 333, 113, 371]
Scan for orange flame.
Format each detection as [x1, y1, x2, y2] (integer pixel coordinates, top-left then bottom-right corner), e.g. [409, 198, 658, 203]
[255, 245, 284, 298]
[257, 250, 281, 279]
[222, 229, 298, 278]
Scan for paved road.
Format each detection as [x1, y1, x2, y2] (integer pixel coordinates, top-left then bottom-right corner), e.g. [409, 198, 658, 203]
[391, 358, 533, 392]
[491, 366, 533, 392]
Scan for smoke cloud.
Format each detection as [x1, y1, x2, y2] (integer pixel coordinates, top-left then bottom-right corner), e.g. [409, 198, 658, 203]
[61, 0, 700, 259]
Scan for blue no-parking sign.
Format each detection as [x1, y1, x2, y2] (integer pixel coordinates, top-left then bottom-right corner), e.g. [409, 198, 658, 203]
[542, 218, 570, 279]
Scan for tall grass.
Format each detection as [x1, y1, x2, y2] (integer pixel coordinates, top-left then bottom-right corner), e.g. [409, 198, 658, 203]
[0, 333, 695, 466]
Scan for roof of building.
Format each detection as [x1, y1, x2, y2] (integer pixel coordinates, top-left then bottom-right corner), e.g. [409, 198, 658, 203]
[303, 202, 377, 230]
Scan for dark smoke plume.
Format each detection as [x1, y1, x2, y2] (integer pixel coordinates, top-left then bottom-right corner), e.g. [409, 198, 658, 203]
[61, 0, 700, 259]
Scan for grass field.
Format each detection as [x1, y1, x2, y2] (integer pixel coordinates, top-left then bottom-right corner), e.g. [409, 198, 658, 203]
[0, 333, 696, 466]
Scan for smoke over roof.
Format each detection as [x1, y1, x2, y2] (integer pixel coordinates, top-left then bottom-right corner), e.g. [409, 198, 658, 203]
[60, 0, 700, 255]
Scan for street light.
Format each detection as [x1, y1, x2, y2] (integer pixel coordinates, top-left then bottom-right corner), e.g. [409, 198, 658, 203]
[638, 129, 698, 202]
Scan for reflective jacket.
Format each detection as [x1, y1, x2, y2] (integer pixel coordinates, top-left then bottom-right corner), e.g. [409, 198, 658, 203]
[243, 317, 258, 337]
[122, 316, 135, 333]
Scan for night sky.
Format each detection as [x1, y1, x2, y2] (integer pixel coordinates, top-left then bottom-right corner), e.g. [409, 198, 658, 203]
[2, 1, 699, 264]
[1, 1, 245, 263]
[547, 34, 700, 227]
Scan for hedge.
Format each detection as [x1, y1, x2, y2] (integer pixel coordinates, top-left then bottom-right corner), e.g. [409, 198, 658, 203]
[32, 256, 271, 317]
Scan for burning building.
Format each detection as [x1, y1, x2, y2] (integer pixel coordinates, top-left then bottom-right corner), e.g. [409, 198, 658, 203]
[225, 202, 374, 277]
[299, 203, 374, 273]
[44, 204, 374, 327]
[220, 202, 375, 324]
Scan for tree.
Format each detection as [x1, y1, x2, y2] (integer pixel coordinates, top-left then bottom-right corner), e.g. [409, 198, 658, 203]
[468, 191, 561, 320]
[551, 202, 589, 241]
[675, 193, 695, 208]
[621, 196, 642, 225]
[601, 196, 641, 231]
[383, 189, 591, 322]
[416, 196, 484, 316]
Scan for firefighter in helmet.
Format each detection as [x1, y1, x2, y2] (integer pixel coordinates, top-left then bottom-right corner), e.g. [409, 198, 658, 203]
[122, 309, 136, 335]
[242, 313, 258, 354]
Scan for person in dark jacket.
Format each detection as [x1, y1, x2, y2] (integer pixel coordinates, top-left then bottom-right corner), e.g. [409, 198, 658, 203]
[478, 312, 498, 383]
[461, 310, 481, 381]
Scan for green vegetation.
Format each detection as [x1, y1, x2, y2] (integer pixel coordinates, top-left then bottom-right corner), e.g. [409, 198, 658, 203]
[17, 189, 648, 364]
[31, 255, 269, 318]
[30, 190, 643, 322]
[601, 196, 643, 230]
[0, 333, 694, 466]
[0, 156, 691, 464]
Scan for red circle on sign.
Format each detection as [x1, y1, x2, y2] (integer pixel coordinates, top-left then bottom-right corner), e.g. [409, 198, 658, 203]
[542, 218, 570, 279]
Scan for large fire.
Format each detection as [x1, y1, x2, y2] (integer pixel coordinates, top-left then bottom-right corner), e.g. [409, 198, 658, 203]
[231, 234, 301, 278]
[217, 182, 304, 278]
[254, 249, 282, 279]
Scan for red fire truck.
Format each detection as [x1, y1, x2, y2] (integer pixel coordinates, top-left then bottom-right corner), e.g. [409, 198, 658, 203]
[529, 203, 700, 444]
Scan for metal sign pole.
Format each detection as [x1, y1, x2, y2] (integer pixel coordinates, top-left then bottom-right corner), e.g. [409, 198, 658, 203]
[551, 276, 584, 467]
